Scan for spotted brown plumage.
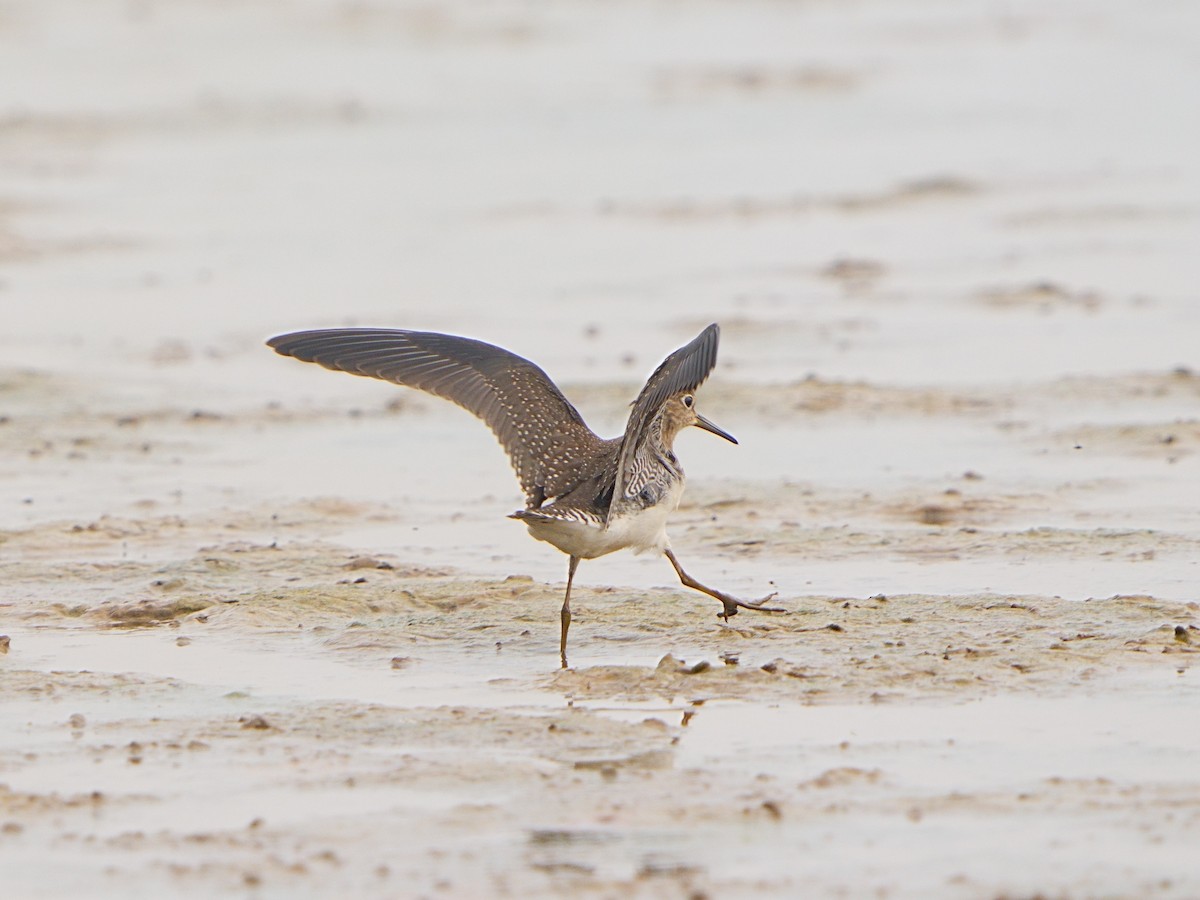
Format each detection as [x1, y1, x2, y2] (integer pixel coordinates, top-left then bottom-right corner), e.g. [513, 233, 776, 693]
[611, 323, 719, 515]
[265, 328, 610, 509]
[267, 323, 782, 667]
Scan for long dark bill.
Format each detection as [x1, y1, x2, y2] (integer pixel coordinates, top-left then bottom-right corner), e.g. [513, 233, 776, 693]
[695, 414, 738, 444]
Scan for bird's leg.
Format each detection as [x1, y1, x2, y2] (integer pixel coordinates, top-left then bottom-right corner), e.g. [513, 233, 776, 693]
[664, 548, 782, 621]
[560, 555, 580, 669]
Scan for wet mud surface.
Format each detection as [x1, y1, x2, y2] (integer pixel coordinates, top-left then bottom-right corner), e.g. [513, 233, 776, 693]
[4, 0, 1200, 897]
[4, 361, 1199, 898]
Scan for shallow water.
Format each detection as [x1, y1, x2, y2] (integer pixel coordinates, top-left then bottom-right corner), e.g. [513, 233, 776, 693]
[3, 0, 1200, 896]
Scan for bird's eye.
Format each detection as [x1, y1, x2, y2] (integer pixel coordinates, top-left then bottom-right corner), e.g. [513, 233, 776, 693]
[681, 395, 694, 408]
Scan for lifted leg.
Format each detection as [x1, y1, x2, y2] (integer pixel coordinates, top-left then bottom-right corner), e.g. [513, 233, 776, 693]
[560, 555, 580, 669]
[664, 548, 782, 621]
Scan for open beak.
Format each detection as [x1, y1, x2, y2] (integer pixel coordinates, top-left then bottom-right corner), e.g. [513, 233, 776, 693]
[695, 413, 738, 445]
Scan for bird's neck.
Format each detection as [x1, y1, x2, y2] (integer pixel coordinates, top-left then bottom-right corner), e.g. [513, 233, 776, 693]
[649, 413, 683, 461]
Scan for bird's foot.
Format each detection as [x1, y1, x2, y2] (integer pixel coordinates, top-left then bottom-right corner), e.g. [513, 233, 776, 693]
[718, 592, 782, 622]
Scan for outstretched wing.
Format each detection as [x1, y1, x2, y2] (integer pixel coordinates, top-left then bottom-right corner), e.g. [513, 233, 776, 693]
[610, 323, 721, 516]
[267, 328, 604, 507]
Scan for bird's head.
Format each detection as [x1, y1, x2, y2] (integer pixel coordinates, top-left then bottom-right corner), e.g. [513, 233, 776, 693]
[659, 392, 737, 448]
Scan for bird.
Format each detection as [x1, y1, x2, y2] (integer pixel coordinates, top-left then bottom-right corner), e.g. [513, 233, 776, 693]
[266, 322, 781, 667]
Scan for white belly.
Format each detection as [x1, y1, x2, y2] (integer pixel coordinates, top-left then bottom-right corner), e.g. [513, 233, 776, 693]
[520, 481, 684, 560]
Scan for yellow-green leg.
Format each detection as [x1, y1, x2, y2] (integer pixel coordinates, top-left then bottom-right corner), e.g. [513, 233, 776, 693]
[560, 555, 580, 669]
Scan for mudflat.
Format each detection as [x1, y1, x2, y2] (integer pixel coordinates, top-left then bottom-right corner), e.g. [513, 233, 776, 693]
[3, 0, 1199, 896]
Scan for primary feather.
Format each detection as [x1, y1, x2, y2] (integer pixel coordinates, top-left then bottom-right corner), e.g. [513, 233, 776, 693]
[610, 323, 721, 518]
[266, 328, 610, 508]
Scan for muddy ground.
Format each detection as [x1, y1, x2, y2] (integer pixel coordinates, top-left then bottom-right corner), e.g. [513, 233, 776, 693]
[3, 0, 1200, 897]
[3, 360, 1199, 898]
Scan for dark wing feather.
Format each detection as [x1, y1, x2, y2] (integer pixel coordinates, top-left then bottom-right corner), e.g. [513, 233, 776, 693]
[611, 323, 721, 515]
[267, 329, 605, 506]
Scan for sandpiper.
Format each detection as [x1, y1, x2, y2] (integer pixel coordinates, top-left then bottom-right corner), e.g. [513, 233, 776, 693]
[267, 323, 780, 666]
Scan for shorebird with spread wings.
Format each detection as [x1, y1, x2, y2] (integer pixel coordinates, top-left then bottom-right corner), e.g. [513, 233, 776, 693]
[268, 323, 780, 667]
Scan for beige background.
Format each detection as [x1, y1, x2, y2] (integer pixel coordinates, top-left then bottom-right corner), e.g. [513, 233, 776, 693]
[2, 0, 1198, 896]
